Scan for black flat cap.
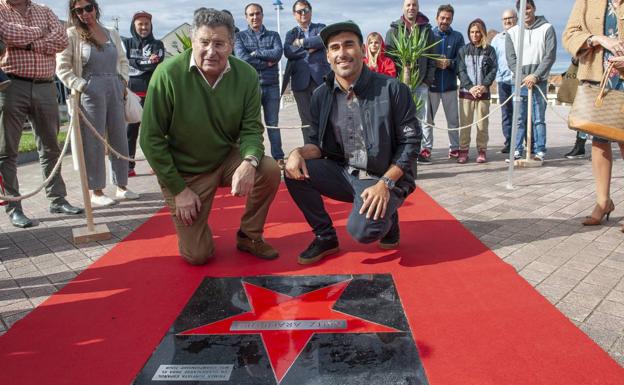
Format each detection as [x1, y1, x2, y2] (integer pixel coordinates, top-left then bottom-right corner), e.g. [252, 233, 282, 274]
[320, 21, 363, 47]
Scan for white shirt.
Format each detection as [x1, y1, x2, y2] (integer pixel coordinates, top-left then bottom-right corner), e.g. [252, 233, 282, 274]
[189, 53, 231, 89]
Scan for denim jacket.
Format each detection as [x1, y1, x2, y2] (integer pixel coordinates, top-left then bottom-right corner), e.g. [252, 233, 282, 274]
[234, 25, 283, 86]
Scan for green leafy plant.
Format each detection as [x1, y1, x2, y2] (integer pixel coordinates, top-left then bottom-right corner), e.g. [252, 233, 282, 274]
[175, 31, 192, 53]
[388, 25, 440, 111]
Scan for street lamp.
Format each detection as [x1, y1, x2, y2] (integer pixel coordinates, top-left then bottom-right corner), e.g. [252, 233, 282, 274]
[273, 0, 284, 108]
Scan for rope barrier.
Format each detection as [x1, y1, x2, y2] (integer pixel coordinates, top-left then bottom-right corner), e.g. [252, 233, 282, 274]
[0, 124, 74, 202]
[418, 93, 515, 132]
[78, 109, 146, 163]
[534, 85, 572, 124]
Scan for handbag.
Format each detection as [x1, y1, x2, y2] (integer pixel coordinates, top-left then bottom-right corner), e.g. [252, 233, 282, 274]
[568, 62, 624, 142]
[557, 62, 579, 104]
[124, 88, 143, 123]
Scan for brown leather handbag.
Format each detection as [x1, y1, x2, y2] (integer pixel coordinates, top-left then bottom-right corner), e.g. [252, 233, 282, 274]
[568, 62, 624, 142]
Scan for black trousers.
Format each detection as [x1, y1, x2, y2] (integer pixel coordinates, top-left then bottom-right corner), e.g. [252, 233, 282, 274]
[285, 159, 405, 243]
[126, 96, 145, 170]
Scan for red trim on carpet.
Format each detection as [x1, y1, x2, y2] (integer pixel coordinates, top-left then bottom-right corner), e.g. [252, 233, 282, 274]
[0, 186, 622, 384]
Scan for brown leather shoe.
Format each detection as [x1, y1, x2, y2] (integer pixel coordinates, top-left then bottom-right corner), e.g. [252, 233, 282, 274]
[236, 230, 279, 260]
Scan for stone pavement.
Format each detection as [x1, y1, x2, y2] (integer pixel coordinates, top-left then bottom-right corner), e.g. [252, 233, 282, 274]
[1, 99, 623, 368]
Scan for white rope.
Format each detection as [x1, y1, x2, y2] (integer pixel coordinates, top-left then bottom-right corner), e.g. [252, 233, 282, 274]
[266, 125, 310, 130]
[534, 85, 571, 124]
[78, 109, 146, 163]
[418, 93, 515, 132]
[0, 124, 74, 202]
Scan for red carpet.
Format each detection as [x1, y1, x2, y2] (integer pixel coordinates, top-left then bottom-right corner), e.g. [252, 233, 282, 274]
[0, 186, 622, 385]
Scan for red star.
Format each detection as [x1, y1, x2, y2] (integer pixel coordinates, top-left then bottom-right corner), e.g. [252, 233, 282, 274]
[180, 279, 398, 383]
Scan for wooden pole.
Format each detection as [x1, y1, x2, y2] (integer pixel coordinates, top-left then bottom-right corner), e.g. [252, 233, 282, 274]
[515, 87, 543, 168]
[526, 87, 533, 161]
[71, 92, 111, 244]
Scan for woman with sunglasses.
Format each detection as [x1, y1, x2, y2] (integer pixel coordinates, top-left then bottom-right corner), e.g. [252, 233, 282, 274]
[57, 0, 139, 206]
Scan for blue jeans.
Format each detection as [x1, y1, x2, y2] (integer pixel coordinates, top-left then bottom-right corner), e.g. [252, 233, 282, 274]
[514, 82, 547, 154]
[261, 84, 284, 160]
[498, 82, 513, 146]
[413, 84, 431, 150]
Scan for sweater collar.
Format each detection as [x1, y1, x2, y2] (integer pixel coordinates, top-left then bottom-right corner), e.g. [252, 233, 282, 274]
[189, 54, 231, 89]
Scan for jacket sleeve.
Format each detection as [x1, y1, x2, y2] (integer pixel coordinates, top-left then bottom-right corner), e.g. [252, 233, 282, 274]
[533, 25, 557, 82]
[139, 67, 187, 196]
[382, 57, 397, 78]
[391, 81, 421, 171]
[234, 33, 267, 70]
[284, 28, 307, 60]
[238, 76, 266, 162]
[456, 47, 473, 89]
[482, 47, 498, 86]
[385, 27, 399, 68]
[113, 30, 129, 82]
[423, 26, 437, 86]
[255, 33, 283, 63]
[304, 89, 322, 147]
[56, 29, 88, 92]
[505, 33, 517, 77]
[31, 7, 68, 55]
[563, 0, 591, 57]
[449, 33, 465, 71]
[302, 24, 326, 50]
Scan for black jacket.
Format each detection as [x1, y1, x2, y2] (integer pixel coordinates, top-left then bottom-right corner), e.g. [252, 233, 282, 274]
[123, 25, 165, 94]
[306, 66, 421, 196]
[385, 14, 436, 86]
[457, 44, 498, 100]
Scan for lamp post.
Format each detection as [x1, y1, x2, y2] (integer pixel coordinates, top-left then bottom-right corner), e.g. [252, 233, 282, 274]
[273, 0, 284, 109]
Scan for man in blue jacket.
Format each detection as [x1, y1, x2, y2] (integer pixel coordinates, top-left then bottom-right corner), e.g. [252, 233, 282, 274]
[284, 0, 331, 137]
[235, 3, 285, 167]
[284, 22, 421, 265]
[428, 4, 464, 160]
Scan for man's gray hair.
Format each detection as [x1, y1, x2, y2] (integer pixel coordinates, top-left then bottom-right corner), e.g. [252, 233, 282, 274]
[192, 7, 235, 41]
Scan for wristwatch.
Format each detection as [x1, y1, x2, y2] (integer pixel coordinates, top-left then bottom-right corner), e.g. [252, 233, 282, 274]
[586, 35, 595, 48]
[380, 176, 396, 190]
[244, 156, 259, 168]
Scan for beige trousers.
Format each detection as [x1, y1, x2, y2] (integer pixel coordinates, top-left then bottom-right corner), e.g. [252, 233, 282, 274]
[459, 98, 490, 151]
[160, 147, 280, 265]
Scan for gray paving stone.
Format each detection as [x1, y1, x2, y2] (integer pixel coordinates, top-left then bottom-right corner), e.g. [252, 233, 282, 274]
[556, 302, 593, 323]
[596, 300, 624, 318]
[561, 291, 603, 310]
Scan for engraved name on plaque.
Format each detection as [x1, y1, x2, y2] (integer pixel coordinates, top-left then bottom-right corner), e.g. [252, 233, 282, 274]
[152, 365, 234, 381]
[230, 320, 347, 331]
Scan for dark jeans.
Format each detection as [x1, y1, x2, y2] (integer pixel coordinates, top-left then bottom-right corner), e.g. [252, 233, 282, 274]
[261, 84, 284, 160]
[284, 159, 405, 243]
[293, 80, 318, 139]
[0, 79, 67, 213]
[126, 96, 145, 170]
[498, 82, 513, 146]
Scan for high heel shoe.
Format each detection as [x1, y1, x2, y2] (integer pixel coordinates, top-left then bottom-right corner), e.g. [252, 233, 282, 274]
[582, 199, 615, 226]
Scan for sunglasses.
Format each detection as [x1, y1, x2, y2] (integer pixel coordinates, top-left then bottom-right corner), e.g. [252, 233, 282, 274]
[72, 4, 95, 15]
[295, 8, 311, 15]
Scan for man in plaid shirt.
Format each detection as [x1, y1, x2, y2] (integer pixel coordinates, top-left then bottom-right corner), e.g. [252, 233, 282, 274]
[0, 0, 83, 228]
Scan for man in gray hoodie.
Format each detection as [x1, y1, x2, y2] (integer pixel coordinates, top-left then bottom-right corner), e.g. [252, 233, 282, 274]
[506, 0, 556, 161]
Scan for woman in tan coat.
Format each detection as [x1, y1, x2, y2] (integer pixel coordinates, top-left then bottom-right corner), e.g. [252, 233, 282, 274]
[563, 0, 624, 226]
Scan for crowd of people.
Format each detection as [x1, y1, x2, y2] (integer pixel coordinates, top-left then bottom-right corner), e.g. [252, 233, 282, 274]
[2, 0, 620, 265]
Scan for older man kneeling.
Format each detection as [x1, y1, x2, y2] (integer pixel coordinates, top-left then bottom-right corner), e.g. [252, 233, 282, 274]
[140, 8, 280, 265]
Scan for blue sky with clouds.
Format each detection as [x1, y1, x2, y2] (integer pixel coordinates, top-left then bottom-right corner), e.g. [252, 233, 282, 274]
[41, 0, 573, 72]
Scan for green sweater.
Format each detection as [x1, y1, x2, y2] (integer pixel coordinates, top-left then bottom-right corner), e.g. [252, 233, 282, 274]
[140, 50, 264, 196]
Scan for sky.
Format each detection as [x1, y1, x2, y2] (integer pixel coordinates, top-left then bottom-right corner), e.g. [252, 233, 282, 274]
[41, 0, 573, 72]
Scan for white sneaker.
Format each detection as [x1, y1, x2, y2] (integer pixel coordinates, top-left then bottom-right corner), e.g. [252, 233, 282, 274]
[533, 151, 546, 161]
[116, 188, 140, 200]
[91, 193, 116, 207]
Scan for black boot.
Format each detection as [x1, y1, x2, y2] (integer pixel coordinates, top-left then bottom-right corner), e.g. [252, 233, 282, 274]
[565, 137, 586, 159]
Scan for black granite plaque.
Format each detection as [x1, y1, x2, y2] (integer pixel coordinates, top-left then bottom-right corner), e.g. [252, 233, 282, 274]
[133, 275, 429, 385]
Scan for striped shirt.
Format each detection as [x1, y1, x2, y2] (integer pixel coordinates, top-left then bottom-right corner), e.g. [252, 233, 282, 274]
[0, 0, 68, 79]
